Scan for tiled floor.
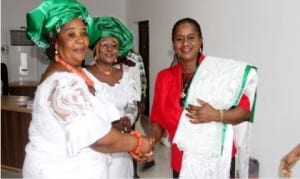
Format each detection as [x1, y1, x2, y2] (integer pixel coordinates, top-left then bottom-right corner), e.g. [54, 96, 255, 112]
[1, 169, 22, 178]
[136, 115, 172, 179]
[137, 142, 172, 179]
[1, 117, 173, 179]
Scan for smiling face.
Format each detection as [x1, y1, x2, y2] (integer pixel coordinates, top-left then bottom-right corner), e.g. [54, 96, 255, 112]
[94, 36, 119, 65]
[172, 22, 202, 62]
[56, 18, 89, 66]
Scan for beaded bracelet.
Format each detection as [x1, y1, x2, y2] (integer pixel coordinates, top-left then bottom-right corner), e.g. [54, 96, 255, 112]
[130, 130, 142, 155]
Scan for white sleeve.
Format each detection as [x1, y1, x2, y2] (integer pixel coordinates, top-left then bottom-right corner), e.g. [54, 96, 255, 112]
[124, 73, 139, 125]
[46, 73, 112, 156]
[125, 101, 138, 125]
[126, 66, 142, 101]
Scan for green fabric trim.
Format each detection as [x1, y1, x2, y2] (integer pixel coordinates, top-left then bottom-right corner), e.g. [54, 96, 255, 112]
[234, 65, 252, 105]
[249, 66, 257, 123]
[249, 91, 257, 123]
[220, 123, 227, 155]
[232, 65, 257, 122]
[182, 60, 257, 156]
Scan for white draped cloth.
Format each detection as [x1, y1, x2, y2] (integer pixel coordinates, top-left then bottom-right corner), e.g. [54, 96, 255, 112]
[173, 56, 258, 179]
[85, 69, 140, 179]
[23, 72, 120, 179]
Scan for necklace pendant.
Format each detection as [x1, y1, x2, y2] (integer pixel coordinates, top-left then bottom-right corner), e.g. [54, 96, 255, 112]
[103, 71, 111, 75]
[181, 91, 186, 98]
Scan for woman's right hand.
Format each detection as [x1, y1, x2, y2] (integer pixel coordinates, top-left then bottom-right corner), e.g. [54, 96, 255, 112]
[130, 135, 154, 161]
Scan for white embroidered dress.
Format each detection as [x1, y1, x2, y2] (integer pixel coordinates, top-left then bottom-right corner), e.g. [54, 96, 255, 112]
[173, 56, 258, 179]
[85, 69, 140, 179]
[22, 72, 120, 179]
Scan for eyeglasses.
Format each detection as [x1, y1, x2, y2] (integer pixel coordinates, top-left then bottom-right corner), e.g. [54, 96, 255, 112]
[98, 41, 119, 50]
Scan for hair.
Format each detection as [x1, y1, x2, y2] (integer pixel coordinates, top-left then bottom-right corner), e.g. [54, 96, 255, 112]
[170, 17, 203, 67]
[117, 56, 136, 67]
[45, 35, 58, 60]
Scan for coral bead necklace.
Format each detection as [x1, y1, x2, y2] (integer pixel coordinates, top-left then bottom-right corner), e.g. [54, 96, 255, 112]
[55, 55, 94, 87]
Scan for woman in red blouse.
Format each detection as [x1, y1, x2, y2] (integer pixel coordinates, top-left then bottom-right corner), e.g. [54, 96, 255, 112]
[148, 17, 256, 178]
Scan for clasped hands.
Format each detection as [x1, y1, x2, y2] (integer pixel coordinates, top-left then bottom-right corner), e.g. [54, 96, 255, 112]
[113, 116, 155, 161]
[130, 135, 155, 162]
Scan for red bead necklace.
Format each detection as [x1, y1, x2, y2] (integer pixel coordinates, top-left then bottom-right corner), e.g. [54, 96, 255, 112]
[55, 55, 94, 87]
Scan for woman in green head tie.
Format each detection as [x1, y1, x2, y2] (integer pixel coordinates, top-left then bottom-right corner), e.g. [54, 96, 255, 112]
[85, 16, 140, 179]
[23, 1, 153, 178]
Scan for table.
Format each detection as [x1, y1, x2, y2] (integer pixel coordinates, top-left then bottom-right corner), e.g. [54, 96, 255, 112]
[1, 95, 32, 171]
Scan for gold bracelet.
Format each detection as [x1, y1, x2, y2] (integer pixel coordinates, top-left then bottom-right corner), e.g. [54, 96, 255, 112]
[219, 110, 224, 122]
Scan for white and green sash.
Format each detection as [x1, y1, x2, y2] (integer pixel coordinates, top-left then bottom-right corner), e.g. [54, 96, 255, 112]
[173, 56, 258, 178]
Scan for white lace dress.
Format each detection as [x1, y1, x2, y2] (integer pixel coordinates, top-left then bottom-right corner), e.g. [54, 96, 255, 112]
[22, 72, 120, 179]
[85, 69, 139, 179]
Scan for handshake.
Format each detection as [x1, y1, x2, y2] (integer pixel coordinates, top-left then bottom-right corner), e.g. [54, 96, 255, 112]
[128, 130, 155, 162]
[113, 117, 155, 161]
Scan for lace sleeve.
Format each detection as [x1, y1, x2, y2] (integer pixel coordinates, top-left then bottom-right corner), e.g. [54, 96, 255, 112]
[47, 77, 94, 125]
[124, 101, 138, 125]
[44, 73, 112, 156]
[123, 72, 139, 125]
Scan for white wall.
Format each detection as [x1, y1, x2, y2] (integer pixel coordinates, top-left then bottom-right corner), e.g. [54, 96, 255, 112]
[1, 0, 300, 177]
[126, 0, 300, 177]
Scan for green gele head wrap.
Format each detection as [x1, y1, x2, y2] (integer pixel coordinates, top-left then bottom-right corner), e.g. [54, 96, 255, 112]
[26, 0, 92, 48]
[89, 16, 133, 57]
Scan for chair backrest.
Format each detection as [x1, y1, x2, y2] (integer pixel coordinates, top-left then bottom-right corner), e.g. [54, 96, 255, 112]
[1, 63, 9, 95]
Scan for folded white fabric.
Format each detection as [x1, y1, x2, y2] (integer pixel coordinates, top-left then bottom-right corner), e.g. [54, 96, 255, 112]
[173, 56, 258, 179]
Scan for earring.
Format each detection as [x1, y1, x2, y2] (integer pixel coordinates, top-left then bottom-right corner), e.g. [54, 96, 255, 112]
[114, 58, 118, 63]
[94, 56, 98, 62]
[55, 49, 58, 55]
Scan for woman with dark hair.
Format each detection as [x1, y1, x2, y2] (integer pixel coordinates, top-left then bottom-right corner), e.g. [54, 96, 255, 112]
[22, 1, 153, 178]
[148, 17, 258, 178]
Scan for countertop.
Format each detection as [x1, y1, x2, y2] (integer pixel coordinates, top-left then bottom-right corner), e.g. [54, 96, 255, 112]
[1, 95, 33, 114]
[9, 81, 38, 87]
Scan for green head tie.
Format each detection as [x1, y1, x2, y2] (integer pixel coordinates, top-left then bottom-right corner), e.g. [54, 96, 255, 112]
[89, 16, 133, 57]
[26, 0, 92, 48]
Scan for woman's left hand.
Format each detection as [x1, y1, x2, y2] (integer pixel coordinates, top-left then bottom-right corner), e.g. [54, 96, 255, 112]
[185, 99, 219, 124]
